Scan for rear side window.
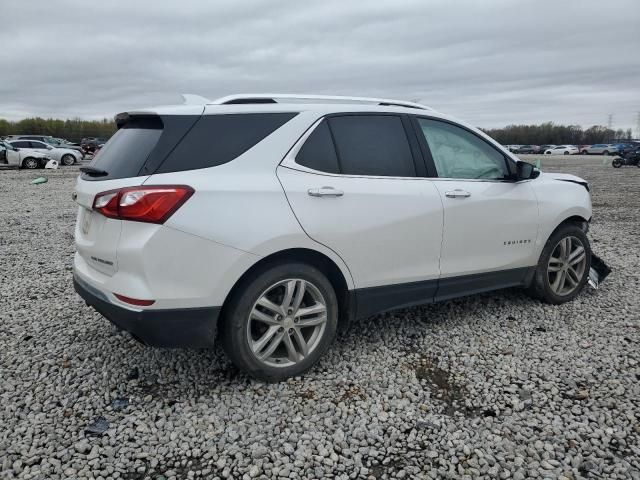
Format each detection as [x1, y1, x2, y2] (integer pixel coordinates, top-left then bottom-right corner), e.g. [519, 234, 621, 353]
[296, 121, 340, 174]
[156, 113, 297, 174]
[328, 115, 415, 177]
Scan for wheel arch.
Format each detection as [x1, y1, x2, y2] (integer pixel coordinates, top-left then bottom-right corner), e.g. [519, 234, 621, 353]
[554, 214, 590, 233]
[220, 248, 355, 334]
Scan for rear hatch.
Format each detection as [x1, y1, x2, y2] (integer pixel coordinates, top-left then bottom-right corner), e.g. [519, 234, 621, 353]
[74, 110, 202, 276]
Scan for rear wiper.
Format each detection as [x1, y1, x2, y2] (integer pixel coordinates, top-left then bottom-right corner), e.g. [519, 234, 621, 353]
[80, 166, 108, 176]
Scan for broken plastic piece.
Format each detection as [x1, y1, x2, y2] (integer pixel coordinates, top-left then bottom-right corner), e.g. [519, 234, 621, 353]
[84, 416, 109, 436]
[588, 253, 611, 289]
[31, 177, 48, 184]
[44, 159, 58, 169]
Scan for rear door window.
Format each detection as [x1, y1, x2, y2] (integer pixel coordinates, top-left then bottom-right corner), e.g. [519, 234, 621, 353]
[327, 115, 415, 177]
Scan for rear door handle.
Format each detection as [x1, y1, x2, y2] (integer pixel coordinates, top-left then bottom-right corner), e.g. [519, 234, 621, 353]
[307, 186, 344, 197]
[445, 189, 471, 198]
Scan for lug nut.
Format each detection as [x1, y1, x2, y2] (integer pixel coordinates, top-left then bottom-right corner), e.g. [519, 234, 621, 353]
[288, 308, 293, 314]
[278, 327, 284, 332]
[288, 328, 293, 334]
[276, 315, 282, 321]
[294, 318, 299, 323]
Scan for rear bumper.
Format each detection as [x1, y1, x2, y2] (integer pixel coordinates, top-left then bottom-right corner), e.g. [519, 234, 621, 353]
[74, 274, 220, 348]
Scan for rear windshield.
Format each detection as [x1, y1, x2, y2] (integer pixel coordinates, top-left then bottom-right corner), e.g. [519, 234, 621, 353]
[83, 112, 296, 181]
[89, 126, 162, 180]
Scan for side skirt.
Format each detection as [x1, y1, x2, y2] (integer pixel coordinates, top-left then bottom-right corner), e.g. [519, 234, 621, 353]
[353, 267, 535, 319]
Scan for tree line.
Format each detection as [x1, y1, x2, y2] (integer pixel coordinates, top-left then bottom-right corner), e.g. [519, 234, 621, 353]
[482, 122, 635, 146]
[0, 117, 117, 143]
[1, 117, 635, 146]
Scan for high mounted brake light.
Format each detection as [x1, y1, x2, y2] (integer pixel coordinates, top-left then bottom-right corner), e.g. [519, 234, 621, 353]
[92, 185, 194, 224]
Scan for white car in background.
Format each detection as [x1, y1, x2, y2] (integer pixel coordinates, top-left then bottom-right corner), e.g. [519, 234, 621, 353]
[544, 145, 579, 155]
[8, 139, 81, 165]
[73, 93, 595, 381]
[0, 140, 52, 169]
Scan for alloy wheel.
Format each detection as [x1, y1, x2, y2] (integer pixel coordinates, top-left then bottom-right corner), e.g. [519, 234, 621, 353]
[247, 278, 327, 368]
[547, 236, 587, 296]
[24, 158, 39, 169]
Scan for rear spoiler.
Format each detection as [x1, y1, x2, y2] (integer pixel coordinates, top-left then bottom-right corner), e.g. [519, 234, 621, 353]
[114, 112, 163, 130]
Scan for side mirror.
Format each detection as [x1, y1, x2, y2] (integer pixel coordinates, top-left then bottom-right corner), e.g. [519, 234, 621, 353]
[13, 147, 20, 151]
[516, 161, 539, 180]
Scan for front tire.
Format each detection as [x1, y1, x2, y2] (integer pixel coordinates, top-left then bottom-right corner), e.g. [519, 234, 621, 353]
[527, 223, 591, 304]
[22, 157, 39, 169]
[221, 262, 338, 382]
[581, 150, 588, 155]
[612, 158, 622, 168]
[564, 151, 570, 155]
[61, 154, 75, 166]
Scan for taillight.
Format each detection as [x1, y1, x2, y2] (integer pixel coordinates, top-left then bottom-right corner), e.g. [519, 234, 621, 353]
[92, 185, 194, 224]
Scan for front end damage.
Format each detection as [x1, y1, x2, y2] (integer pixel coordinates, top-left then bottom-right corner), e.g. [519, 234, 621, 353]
[588, 253, 611, 289]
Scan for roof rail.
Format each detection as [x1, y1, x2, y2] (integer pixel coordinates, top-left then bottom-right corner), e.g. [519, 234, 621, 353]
[210, 94, 432, 110]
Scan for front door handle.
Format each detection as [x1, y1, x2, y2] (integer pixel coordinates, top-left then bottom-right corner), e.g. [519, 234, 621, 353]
[307, 186, 344, 197]
[445, 189, 471, 199]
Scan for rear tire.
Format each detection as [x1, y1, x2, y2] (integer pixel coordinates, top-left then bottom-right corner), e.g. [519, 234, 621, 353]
[61, 154, 75, 166]
[527, 223, 591, 304]
[564, 151, 570, 155]
[603, 150, 609, 156]
[22, 157, 39, 169]
[220, 262, 338, 382]
[581, 150, 588, 155]
[612, 158, 622, 168]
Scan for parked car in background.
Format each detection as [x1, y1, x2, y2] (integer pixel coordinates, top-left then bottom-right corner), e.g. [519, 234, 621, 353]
[8, 135, 85, 158]
[580, 144, 619, 155]
[545, 145, 579, 155]
[539, 145, 556, 153]
[8, 139, 81, 165]
[81, 137, 109, 154]
[514, 145, 538, 154]
[0, 140, 52, 169]
[614, 143, 639, 156]
[72, 93, 595, 381]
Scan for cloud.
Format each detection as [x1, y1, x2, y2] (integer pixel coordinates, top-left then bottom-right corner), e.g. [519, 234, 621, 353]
[1, 0, 639, 129]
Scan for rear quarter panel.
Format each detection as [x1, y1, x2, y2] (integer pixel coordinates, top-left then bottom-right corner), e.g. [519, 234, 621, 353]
[145, 111, 355, 292]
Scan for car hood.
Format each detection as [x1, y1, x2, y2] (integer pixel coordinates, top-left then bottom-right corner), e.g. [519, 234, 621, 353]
[540, 172, 589, 190]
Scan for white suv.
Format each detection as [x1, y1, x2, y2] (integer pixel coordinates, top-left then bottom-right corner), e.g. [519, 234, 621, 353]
[73, 94, 593, 381]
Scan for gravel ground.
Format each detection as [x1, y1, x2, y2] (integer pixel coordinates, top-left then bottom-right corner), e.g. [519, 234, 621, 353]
[1, 155, 639, 480]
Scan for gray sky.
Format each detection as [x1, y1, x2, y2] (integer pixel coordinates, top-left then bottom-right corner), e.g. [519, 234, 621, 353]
[1, 0, 639, 130]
